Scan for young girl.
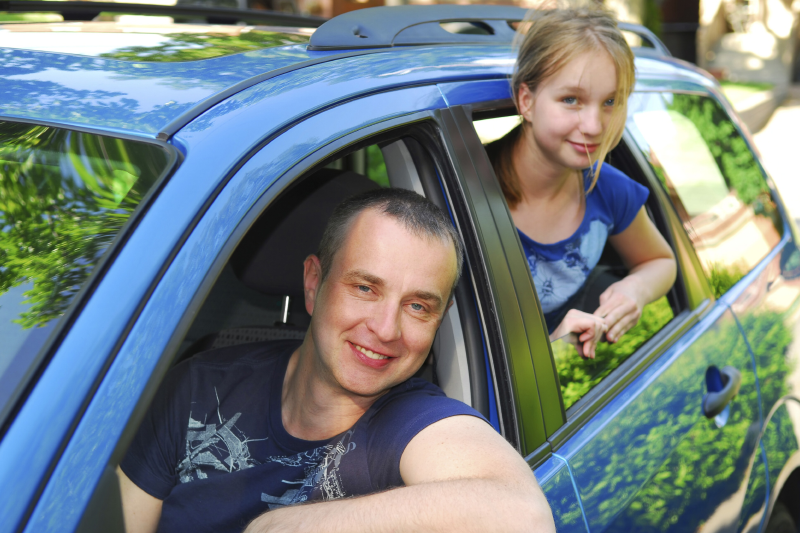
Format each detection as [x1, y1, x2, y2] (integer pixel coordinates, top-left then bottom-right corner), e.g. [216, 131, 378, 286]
[487, 5, 676, 358]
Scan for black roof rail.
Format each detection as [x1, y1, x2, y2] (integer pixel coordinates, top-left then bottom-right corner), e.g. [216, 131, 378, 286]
[618, 22, 671, 56]
[307, 5, 672, 57]
[308, 5, 524, 51]
[0, 1, 325, 27]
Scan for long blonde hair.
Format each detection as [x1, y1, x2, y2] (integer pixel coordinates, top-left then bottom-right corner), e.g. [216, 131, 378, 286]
[491, 4, 636, 209]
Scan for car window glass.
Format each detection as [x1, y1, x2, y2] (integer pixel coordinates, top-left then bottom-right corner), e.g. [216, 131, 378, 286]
[472, 111, 675, 411]
[0, 121, 171, 415]
[627, 92, 784, 297]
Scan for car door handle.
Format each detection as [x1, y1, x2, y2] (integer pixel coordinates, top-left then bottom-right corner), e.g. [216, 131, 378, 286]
[703, 365, 742, 418]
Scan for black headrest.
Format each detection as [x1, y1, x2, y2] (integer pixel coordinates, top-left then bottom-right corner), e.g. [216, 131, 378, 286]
[231, 168, 380, 297]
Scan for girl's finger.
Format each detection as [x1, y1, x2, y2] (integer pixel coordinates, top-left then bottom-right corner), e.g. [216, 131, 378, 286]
[608, 312, 638, 342]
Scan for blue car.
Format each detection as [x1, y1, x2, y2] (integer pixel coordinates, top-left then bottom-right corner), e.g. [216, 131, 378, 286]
[1, 3, 799, 532]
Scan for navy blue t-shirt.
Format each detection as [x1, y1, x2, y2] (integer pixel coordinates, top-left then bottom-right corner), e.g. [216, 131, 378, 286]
[517, 164, 649, 331]
[121, 339, 484, 532]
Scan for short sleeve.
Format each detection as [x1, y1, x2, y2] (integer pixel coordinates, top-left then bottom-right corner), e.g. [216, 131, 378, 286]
[120, 360, 193, 500]
[595, 164, 649, 235]
[366, 379, 488, 490]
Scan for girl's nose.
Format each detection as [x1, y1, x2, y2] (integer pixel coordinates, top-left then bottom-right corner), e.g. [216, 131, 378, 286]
[579, 107, 603, 138]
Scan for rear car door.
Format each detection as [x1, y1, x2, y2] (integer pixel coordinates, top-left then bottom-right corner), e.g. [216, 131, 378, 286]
[448, 77, 769, 532]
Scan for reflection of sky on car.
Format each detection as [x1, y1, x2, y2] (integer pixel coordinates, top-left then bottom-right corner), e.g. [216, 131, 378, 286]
[6, 67, 210, 113]
[0, 31, 174, 56]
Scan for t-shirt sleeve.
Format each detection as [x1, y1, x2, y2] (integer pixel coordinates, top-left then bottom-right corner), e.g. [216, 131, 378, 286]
[366, 379, 488, 490]
[597, 164, 649, 235]
[119, 360, 193, 500]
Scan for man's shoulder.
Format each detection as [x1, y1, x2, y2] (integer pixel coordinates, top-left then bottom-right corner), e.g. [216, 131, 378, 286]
[369, 377, 485, 426]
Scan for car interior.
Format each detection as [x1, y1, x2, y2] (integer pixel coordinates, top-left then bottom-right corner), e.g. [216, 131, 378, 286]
[175, 130, 487, 413]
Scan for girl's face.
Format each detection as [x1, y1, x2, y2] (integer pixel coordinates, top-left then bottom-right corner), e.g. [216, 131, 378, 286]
[518, 49, 618, 174]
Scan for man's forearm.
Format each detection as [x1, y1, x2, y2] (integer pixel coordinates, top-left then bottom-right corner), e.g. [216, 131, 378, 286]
[245, 477, 554, 533]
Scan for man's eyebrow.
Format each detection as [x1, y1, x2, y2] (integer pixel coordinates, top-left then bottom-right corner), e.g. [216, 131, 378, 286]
[342, 269, 385, 286]
[411, 290, 444, 309]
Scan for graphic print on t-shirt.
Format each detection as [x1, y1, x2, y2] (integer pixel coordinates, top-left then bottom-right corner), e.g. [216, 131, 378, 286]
[528, 220, 609, 313]
[177, 388, 265, 483]
[177, 386, 358, 510]
[261, 430, 356, 509]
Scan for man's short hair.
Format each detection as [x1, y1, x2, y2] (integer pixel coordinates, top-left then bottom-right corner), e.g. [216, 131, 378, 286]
[317, 188, 464, 298]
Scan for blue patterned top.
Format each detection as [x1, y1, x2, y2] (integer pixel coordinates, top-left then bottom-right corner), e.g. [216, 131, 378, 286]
[518, 164, 649, 332]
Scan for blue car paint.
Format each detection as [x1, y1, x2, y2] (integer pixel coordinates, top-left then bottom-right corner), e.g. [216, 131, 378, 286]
[0, 45, 314, 136]
[20, 86, 446, 533]
[2, 33, 798, 532]
[535, 455, 589, 533]
[556, 299, 764, 532]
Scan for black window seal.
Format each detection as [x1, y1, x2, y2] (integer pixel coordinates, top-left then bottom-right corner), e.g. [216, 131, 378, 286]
[439, 106, 552, 453]
[451, 102, 564, 442]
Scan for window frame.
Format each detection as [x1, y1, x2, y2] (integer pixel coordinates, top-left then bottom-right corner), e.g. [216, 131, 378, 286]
[452, 98, 719, 454]
[0, 116, 182, 440]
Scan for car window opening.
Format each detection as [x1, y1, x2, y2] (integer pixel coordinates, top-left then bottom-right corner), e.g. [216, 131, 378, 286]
[472, 110, 679, 411]
[176, 136, 476, 408]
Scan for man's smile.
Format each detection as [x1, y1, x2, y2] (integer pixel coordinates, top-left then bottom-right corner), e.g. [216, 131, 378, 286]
[352, 342, 391, 360]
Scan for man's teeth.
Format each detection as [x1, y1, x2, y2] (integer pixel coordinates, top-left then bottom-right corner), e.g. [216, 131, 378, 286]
[356, 344, 389, 360]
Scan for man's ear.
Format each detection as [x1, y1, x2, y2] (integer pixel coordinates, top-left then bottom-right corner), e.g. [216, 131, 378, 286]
[303, 254, 323, 316]
[517, 84, 535, 122]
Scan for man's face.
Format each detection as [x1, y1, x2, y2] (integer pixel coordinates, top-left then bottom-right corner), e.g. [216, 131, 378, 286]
[303, 209, 458, 398]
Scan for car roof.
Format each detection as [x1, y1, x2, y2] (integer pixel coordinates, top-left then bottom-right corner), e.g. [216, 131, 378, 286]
[0, 15, 717, 138]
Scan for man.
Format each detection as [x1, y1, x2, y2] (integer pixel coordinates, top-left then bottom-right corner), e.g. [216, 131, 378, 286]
[118, 188, 555, 533]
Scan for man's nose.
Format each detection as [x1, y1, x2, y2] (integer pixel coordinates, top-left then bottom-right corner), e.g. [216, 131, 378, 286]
[579, 107, 603, 138]
[366, 300, 402, 342]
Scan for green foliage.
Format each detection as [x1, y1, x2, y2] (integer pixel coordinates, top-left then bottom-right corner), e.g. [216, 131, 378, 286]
[707, 261, 746, 299]
[365, 144, 389, 188]
[0, 122, 167, 328]
[100, 31, 308, 63]
[554, 296, 674, 410]
[668, 94, 770, 208]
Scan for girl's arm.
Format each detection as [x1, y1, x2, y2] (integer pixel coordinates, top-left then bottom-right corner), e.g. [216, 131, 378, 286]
[598, 207, 677, 342]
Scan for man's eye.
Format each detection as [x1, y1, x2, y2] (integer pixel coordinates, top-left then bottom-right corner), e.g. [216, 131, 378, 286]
[563, 97, 577, 105]
[410, 303, 424, 312]
[357, 285, 371, 293]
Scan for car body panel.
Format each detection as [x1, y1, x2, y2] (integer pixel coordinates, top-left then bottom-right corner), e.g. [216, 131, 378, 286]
[0, 45, 312, 136]
[555, 299, 764, 532]
[534, 455, 589, 533]
[17, 86, 446, 533]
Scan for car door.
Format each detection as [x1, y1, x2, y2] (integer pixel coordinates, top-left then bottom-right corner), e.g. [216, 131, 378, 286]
[627, 88, 800, 531]
[447, 77, 768, 532]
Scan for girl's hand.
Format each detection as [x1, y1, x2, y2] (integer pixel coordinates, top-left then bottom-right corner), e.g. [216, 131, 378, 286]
[550, 309, 608, 359]
[593, 279, 646, 343]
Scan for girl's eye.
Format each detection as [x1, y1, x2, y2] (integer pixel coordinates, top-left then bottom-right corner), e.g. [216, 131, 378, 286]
[604, 98, 615, 107]
[563, 97, 577, 105]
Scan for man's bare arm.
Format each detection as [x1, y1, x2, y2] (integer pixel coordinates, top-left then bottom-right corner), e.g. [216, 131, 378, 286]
[117, 466, 163, 533]
[244, 415, 556, 533]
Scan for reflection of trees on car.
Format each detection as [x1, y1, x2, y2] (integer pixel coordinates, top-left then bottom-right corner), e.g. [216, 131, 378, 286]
[0, 123, 166, 328]
[99, 31, 308, 63]
[554, 296, 674, 409]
